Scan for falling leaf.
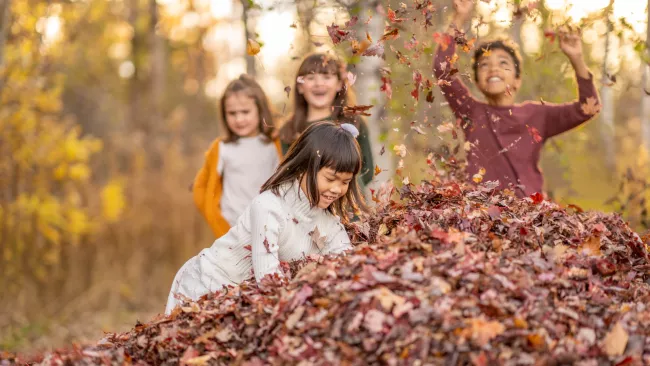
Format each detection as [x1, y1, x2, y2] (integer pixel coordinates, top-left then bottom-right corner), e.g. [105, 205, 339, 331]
[380, 28, 400, 42]
[326, 24, 352, 45]
[379, 145, 385, 155]
[346, 71, 357, 86]
[344, 16, 358, 28]
[374, 165, 383, 176]
[402, 176, 410, 185]
[472, 174, 483, 183]
[387, 7, 404, 23]
[437, 122, 454, 133]
[411, 125, 426, 135]
[581, 96, 601, 115]
[246, 39, 261, 56]
[544, 30, 556, 43]
[433, 32, 452, 51]
[603, 322, 628, 356]
[351, 39, 372, 55]
[393, 144, 407, 157]
[343, 105, 373, 117]
[380, 76, 393, 99]
[362, 43, 384, 58]
[411, 71, 422, 101]
[284, 86, 291, 98]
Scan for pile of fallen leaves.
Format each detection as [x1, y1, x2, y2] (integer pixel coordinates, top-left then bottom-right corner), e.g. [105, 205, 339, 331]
[14, 179, 650, 365]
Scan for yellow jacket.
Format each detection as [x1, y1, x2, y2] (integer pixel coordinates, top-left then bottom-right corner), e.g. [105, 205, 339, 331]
[193, 137, 283, 238]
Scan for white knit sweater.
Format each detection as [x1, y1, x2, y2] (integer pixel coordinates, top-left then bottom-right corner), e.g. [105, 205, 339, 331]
[165, 181, 351, 314]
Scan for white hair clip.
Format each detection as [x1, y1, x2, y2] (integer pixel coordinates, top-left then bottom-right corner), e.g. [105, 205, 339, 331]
[340, 123, 359, 138]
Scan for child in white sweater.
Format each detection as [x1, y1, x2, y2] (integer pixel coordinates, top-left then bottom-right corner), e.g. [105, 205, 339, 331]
[166, 121, 364, 314]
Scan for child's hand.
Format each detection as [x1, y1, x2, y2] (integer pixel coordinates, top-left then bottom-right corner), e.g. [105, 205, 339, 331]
[559, 28, 583, 60]
[453, 0, 474, 18]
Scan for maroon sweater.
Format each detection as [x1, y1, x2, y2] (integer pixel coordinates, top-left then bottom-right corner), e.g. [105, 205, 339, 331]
[434, 39, 600, 197]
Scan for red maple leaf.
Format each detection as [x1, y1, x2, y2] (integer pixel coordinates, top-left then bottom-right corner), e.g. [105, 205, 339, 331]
[530, 192, 544, 204]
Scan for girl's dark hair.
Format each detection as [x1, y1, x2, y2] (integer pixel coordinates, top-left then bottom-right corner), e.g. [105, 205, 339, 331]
[220, 74, 275, 143]
[261, 121, 364, 222]
[278, 53, 358, 144]
[472, 39, 522, 81]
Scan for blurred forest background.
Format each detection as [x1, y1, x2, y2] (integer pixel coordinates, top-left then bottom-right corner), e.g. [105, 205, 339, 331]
[1, 0, 649, 353]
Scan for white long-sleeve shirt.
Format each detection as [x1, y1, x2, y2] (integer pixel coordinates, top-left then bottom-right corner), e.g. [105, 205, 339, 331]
[217, 136, 279, 226]
[165, 181, 352, 314]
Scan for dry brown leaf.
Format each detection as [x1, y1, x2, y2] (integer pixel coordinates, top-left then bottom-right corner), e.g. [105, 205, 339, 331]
[603, 322, 628, 356]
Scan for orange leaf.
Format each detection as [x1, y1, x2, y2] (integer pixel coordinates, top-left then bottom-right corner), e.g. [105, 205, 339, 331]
[374, 165, 383, 176]
[603, 322, 628, 356]
[581, 96, 601, 116]
[246, 39, 261, 56]
[579, 236, 602, 256]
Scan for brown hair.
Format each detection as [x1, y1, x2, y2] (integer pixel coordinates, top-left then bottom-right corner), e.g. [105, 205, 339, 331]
[261, 121, 365, 222]
[278, 53, 358, 144]
[219, 74, 275, 143]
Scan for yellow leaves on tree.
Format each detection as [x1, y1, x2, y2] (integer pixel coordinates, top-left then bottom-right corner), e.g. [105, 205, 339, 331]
[101, 180, 126, 222]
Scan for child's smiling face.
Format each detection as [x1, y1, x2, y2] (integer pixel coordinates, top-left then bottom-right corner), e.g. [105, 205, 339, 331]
[297, 72, 343, 112]
[301, 167, 353, 209]
[475, 48, 522, 101]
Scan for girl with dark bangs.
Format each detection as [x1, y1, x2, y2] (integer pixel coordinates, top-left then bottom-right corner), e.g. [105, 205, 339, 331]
[278, 53, 375, 188]
[166, 122, 363, 314]
[192, 75, 283, 239]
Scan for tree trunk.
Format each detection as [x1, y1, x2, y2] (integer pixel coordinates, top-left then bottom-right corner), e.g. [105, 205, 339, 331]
[0, 0, 10, 67]
[599, 2, 615, 170]
[149, 0, 165, 128]
[128, 0, 142, 133]
[641, 0, 650, 153]
[241, 0, 255, 76]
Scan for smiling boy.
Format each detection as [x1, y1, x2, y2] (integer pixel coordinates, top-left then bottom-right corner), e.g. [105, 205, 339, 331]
[434, 0, 600, 197]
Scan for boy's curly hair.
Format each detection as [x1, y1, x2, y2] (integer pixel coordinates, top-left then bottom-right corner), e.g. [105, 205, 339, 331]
[472, 39, 523, 81]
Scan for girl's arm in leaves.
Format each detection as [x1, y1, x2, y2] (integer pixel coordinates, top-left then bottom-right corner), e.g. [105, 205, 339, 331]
[356, 119, 375, 186]
[250, 194, 287, 282]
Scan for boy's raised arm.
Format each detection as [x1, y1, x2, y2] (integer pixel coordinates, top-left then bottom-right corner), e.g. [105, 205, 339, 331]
[543, 30, 601, 138]
[433, 0, 478, 120]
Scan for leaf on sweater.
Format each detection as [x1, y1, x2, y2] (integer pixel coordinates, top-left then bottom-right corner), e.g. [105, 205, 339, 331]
[527, 125, 542, 143]
[263, 238, 271, 253]
[309, 226, 327, 251]
[243, 245, 252, 251]
[581, 96, 601, 115]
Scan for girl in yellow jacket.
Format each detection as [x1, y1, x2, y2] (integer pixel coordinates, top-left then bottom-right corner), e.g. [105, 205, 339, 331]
[193, 74, 283, 238]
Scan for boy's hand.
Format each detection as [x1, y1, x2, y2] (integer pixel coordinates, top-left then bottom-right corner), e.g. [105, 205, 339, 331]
[451, 0, 474, 27]
[558, 28, 583, 60]
[453, 0, 474, 18]
[558, 27, 589, 79]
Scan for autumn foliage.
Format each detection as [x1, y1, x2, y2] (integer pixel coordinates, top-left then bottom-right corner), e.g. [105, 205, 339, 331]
[16, 176, 650, 365]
